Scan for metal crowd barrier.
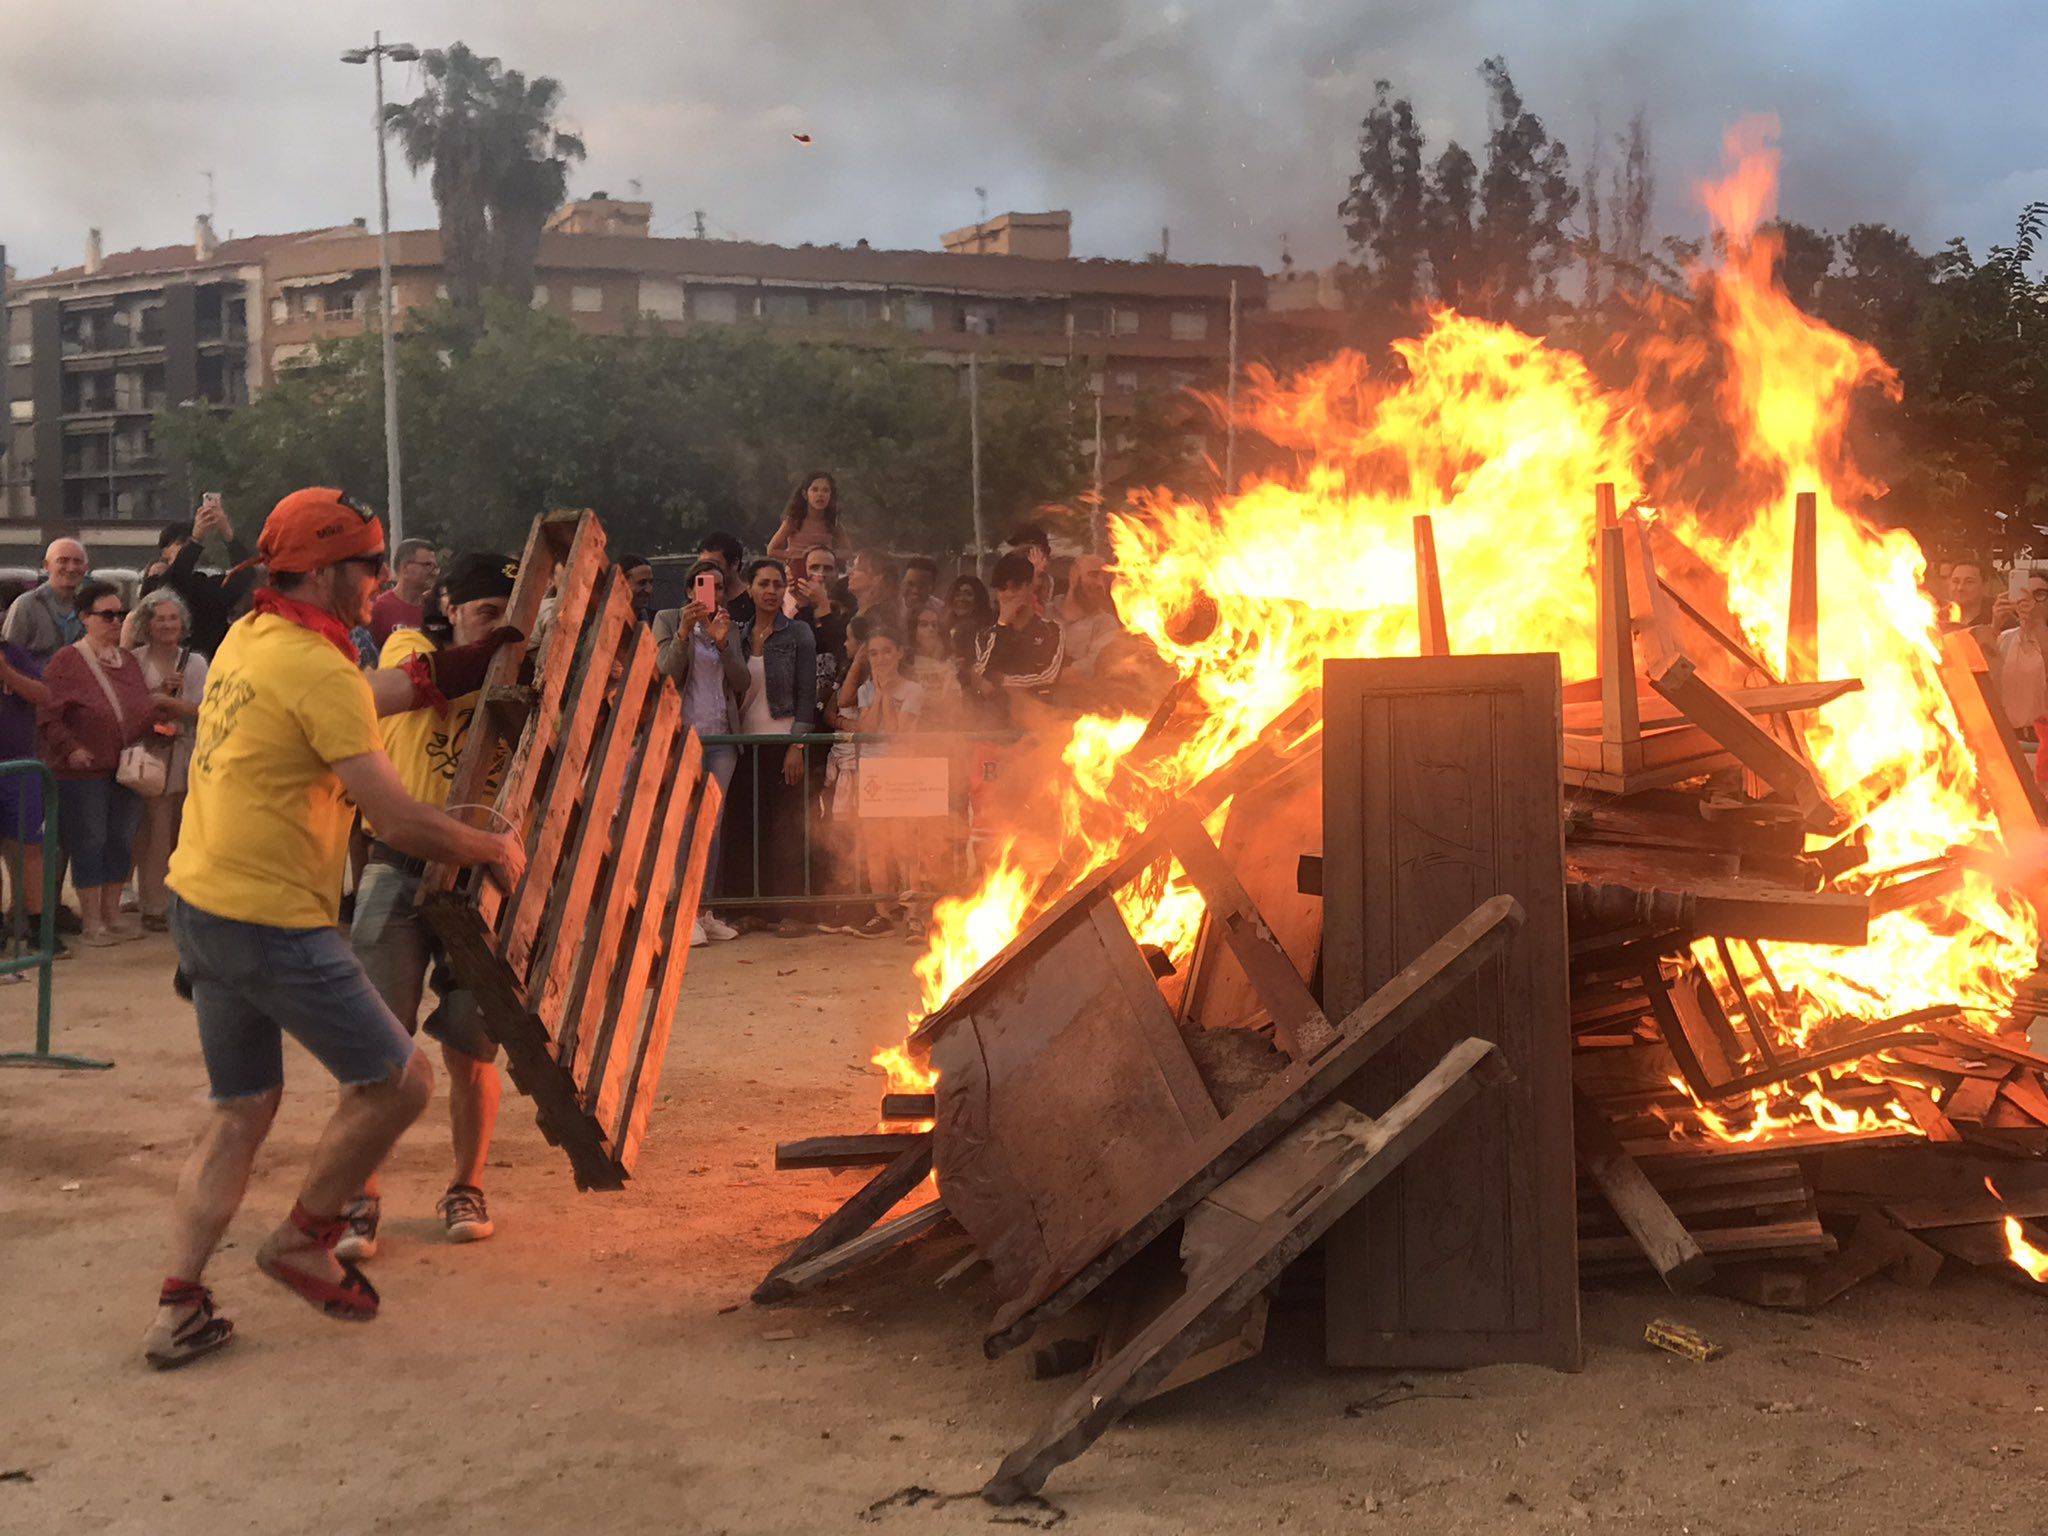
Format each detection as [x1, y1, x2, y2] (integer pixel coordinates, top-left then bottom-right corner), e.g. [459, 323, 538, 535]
[700, 729, 1023, 910]
[0, 758, 111, 1070]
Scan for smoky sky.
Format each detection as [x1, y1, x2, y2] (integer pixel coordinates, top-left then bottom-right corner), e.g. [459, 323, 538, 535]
[3, 0, 2043, 281]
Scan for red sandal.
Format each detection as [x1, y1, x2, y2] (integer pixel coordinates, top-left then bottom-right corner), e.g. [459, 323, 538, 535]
[255, 1201, 381, 1321]
[143, 1279, 235, 1369]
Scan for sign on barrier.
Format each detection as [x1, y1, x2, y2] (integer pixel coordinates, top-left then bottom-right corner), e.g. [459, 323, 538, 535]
[858, 756, 951, 819]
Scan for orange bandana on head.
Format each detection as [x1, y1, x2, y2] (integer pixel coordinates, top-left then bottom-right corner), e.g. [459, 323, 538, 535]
[235, 487, 387, 577]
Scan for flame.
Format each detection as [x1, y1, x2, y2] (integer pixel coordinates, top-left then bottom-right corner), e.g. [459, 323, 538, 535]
[1986, 1179, 2048, 1282]
[874, 120, 2036, 1148]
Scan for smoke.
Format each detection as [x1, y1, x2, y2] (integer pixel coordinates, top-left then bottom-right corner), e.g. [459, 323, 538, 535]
[0, 0, 2036, 278]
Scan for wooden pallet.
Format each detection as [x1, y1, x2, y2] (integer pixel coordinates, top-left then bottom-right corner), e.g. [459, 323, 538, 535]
[421, 510, 723, 1190]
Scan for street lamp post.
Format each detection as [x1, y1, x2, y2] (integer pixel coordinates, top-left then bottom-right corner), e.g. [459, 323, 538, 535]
[342, 33, 419, 546]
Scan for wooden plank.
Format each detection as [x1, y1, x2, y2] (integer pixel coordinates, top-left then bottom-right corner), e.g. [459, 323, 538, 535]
[978, 892, 1524, 1357]
[766, 1199, 951, 1296]
[775, 1133, 931, 1171]
[1323, 653, 1580, 1371]
[499, 578, 639, 978]
[1087, 900, 1224, 1134]
[1936, 629, 2048, 880]
[551, 693, 686, 1071]
[754, 1139, 936, 1302]
[1560, 679, 1860, 735]
[1647, 651, 1843, 832]
[1567, 843, 1869, 945]
[1595, 520, 1641, 769]
[1573, 1088, 1714, 1290]
[1787, 491, 1818, 682]
[1943, 1072, 2007, 1125]
[1414, 513, 1449, 657]
[523, 627, 662, 1021]
[1579, 1219, 1831, 1264]
[983, 1036, 1507, 1506]
[476, 513, 611, 926]
[1160, 805, 1334, 1060]
[584, 730, 706, 1151]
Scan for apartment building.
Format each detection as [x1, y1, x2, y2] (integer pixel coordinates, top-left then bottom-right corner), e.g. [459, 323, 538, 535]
[3, 201, 1263, 564]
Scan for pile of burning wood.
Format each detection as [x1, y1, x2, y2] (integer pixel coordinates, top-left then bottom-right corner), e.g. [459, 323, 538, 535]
[745, 490, 2048, 1503]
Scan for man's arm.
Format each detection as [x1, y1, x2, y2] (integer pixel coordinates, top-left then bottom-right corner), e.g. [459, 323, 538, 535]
[330, 749, 524, 889]
[0, 651, 48, 705]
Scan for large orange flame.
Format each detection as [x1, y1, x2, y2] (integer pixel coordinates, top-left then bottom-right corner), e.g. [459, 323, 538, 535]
[874, 120, 2038, 1140]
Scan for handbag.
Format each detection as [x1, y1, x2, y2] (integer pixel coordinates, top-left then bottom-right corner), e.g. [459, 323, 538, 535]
[77, 644, 169, 798]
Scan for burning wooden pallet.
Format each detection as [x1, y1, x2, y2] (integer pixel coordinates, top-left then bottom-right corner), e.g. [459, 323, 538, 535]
[422, 510, 723, 1190]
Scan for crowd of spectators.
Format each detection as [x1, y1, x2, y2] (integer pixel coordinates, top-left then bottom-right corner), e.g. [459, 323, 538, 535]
[0, 468, 1163, 965]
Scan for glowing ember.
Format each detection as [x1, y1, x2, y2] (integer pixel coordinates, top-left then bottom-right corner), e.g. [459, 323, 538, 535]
[877, 119, 2038, 1146]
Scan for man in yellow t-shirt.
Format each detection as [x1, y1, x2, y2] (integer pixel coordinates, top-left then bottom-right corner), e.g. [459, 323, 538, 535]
[342, 551, 517, 1258]
[145, 488, 524, 1371]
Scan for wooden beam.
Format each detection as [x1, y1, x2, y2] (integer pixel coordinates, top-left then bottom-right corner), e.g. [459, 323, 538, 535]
[754, 1139, 936, 1302]
[1936, 629, 2048, 870]
[763, 1199, 951, 1297]
[1573, 1088, 1714, 1290]
[1596, 521, 1641, 772]
[1788, 490, 1819, 683]
[1646, 651, 1844, 831]
[1413, 513, 1449, 657]
[775, 1132, 931, 1171]
[983, 1037, 1507, 1505]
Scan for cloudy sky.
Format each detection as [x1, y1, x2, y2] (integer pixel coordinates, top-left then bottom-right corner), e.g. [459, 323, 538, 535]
[3, 1, 2044, 280]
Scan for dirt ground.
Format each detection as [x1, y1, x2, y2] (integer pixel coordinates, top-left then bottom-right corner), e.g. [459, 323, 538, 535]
[5, 929, 2048, 1536]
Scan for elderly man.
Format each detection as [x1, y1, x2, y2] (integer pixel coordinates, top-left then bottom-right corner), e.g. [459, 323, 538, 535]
[3, 538, 89, 662]
[143, 489, 522, 1370]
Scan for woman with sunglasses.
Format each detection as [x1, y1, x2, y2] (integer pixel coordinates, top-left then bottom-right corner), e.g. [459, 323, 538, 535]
[37, 579, 164, 945]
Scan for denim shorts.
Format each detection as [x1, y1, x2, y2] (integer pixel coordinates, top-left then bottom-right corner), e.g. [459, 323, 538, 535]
[169, 895, 416, 1101]
[348, 859, 497, 1063]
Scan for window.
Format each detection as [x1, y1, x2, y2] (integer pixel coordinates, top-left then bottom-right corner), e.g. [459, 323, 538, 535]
[1088, 371, 1106, 394]
[269, 297, 289, 325]
[1114, 369, 1140, 394]
[571, 284, 604, 314]
[1170, 310, 1209, 341]
[960, 303, 997, 336]
[7, 340, 30, 365]
[762, 292, 810, 322]
[692, 289, 739, 324]
[817, 296, 869, 326]
[531, 284, 551, 309]
[899, 298, 935, 332]
[1169, 369, 1198, 391]
[9, 399, 31, 423]
[1072, 304, 1107, 337]
[1111, 307, 1139, 337]
[638, 279, 687, 322]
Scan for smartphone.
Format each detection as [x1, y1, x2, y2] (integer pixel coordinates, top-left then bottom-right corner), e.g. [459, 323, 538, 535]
[692, 571, 721, 608]
[202, 491, 222, 510]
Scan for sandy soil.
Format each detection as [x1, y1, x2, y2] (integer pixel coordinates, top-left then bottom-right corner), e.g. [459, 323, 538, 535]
[5, 929, 2048, 1536]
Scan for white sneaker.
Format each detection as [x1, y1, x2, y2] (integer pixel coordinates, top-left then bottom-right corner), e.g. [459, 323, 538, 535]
[701, 913, 739, 942]
[690, 918, 709, 947]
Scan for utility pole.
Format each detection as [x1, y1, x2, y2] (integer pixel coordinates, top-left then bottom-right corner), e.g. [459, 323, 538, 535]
[342, 33, 419, 544]
[968, 353, 987, 575]
[1091, 387, 1106, 554]
[1224, 278, 1239, 490]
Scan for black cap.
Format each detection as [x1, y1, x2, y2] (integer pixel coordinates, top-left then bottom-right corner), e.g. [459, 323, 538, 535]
[442, 551, 519, 608]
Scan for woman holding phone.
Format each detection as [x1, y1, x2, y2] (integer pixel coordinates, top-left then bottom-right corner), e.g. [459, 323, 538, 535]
[653, 558, 750, 944]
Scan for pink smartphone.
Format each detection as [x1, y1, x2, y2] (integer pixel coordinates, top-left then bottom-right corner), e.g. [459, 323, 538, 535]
[693, 571, 721, 608]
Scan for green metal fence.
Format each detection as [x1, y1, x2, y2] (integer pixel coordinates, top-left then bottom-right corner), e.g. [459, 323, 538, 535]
[0, 758, 110, 1070]
[701, 729, 1022, 911]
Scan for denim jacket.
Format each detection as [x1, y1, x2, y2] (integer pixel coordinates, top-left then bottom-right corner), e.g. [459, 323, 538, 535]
[732, 612, 816, 729]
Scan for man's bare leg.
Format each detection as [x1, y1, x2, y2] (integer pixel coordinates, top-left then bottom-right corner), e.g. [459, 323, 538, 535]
[444, 1044, 500, 1191]
[255, 1053, 433, 1289]
[145, 1091, 282, 1353]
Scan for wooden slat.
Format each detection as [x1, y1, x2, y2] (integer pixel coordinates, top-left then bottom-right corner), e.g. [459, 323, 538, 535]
[524, 628, 661, 1022]
[549, 688, 684, 1066]
[1414, 513, 1449, 657]
[1787, 491, 1819, 682]
[763, 1199, 951, 1296]
[499, 578, 639, 978]
[1560, 678, 1860, 734]
[1574, 1088, 1713, 1290]
[1595, 518, 1641, 767]
[612, 765, 726, 1169]
[774, 1133, 930, 1171]
[1647, 651, 1843, 832]
[755, 1139, 936, 1303]
[476, 513, 612, 926]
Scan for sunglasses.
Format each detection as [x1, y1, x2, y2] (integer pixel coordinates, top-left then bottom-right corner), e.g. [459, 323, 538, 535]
[89, 607, 128, 622]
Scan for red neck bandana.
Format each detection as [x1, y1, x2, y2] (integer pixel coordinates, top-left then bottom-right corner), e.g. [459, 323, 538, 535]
[250, 587, 359, 662]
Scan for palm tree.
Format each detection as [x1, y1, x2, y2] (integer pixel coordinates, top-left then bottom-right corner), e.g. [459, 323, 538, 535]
[382, 44, 585, 324]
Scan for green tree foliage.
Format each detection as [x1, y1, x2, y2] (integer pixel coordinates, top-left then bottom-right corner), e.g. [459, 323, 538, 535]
[1340, 58, 1577, 324]
[382, 44, 586, 322]
[155, 303, 1088, 559]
